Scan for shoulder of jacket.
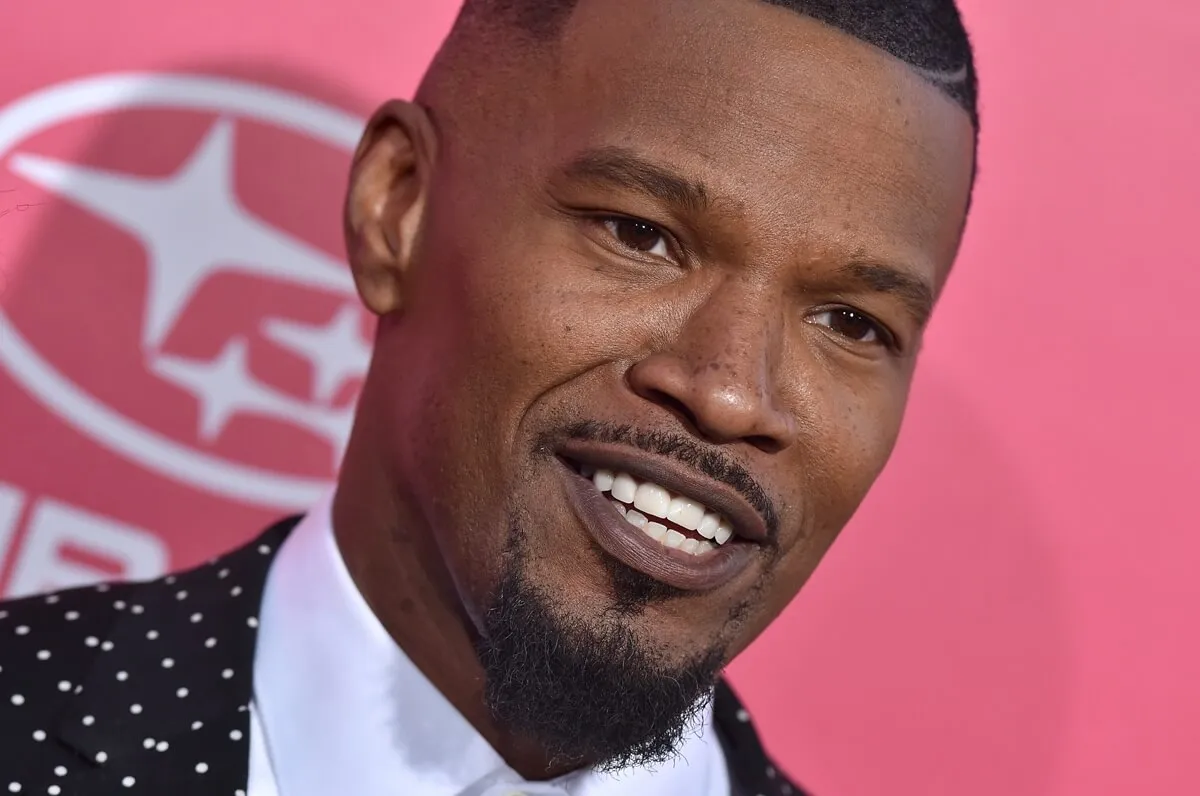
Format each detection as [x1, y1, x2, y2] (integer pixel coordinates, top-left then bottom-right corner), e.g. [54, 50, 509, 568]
[0, 580, 143, 656]
[0, 513, 302, 663]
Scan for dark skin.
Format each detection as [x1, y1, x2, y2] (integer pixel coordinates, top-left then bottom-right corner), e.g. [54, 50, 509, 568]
[333, 0, 974, 780]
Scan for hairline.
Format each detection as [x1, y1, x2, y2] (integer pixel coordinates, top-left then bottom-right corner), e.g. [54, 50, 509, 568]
[447, 0, 980, 223]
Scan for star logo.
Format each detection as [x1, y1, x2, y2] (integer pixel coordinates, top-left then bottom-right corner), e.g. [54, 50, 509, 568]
[0, 73, 370, 509]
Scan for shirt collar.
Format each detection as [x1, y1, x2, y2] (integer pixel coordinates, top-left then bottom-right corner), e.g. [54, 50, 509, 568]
[252, 490, 727, 796]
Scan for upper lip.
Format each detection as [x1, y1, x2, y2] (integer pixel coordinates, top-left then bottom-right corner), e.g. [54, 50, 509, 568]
[556, 438, 770, 543]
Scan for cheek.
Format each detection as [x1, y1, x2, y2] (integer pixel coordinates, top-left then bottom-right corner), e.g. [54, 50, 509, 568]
[743, 374, 910, 628]
[805, 388, 907, 535]
[796, 349, 913, 504]
[382, 207, 616, 618]
[413, 221, 651, 420]
[415, 210, 575, 385]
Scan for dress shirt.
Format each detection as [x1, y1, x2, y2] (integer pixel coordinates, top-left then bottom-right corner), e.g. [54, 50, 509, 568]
[247, 491, 731, 796]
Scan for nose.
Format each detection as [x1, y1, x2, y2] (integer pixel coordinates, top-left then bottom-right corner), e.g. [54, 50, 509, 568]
[626, 285, 799, 453]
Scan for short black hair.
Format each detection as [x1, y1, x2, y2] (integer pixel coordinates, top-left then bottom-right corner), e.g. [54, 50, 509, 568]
[461, 0, 979, 130]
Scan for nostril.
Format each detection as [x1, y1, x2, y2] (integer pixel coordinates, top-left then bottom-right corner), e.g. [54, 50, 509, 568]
[743, 434, 783, 455]
[640, 388, 702, 435]
[627, 354, 794, 449]
[638, 388, 787, 452]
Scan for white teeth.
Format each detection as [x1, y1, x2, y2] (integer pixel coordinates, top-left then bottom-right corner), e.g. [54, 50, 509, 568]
[633, 483, 671, 518]
[696, 513, 720, 540]
[667, 496, 705, 531]
[592, 469, 615, 493]
[644, 522, 668, 541]
[611, 473, 637, 503]
[586, 466, 736, 554]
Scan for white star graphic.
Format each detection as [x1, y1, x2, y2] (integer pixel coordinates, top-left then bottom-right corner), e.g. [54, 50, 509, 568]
[262, 303, 370, 404]
[150, 336, 353, 459]
[9, 117, 355, 351]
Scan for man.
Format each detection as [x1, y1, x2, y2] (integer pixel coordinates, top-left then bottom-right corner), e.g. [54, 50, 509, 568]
[0, 0, 978, 793]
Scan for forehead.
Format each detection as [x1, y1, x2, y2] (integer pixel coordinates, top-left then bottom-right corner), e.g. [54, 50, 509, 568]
[522, 0, 975, 275]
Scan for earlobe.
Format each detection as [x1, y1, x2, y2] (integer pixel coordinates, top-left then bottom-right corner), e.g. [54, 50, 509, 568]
[344, 100, 438, 317]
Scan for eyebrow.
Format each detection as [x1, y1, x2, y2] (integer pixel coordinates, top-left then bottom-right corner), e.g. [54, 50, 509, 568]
[839, 262, 936, 328]
[560, 148, 936, 326]
[559, 146, 712, 215]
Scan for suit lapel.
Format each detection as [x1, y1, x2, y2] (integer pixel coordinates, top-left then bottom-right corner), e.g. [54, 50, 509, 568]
[52, 517, 300, 793]
[713, 679, 810, 796]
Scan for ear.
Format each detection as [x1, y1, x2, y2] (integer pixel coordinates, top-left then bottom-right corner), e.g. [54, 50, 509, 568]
[344, 100, 438, 316]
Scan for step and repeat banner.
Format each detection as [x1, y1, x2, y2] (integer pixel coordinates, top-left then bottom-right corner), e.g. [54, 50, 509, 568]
[2, 1, 1197, 794]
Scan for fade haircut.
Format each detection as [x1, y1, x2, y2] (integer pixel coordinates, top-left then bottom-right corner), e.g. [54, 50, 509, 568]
[460, 0, 979, 131]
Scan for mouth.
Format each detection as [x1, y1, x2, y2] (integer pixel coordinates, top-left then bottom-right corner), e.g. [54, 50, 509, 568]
[581, 464, 734, 553]
[554, 443, 765, 592]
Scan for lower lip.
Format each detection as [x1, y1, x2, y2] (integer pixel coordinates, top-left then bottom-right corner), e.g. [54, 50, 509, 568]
[556, 459, 756, 592]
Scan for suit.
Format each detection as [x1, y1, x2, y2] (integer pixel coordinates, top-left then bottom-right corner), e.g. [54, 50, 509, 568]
[0, 517, 809, 795]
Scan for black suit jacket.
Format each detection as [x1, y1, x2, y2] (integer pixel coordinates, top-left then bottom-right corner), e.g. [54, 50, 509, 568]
[0, 518, 808, 795]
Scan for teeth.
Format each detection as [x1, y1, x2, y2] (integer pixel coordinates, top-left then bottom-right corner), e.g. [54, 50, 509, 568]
[611, 473, 637, 504]
[592, 469, 615, 493]
[584, 465, 736, 555]
[633, 483, 671, 518]
[696, 513, 720, 540]
[667, 496, 705, 531]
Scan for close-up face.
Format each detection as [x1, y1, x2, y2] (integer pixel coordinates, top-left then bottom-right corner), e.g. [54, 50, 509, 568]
[350, 0, 974, 757]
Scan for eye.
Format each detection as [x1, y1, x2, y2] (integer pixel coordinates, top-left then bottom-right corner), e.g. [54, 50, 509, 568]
[601, 217, 671, 259]
[810, 307, 893, 347]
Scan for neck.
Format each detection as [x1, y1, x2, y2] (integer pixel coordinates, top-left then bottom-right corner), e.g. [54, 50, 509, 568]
[330, 429, 585, 781]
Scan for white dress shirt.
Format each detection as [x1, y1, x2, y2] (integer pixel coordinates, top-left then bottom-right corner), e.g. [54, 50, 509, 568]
[246, 491, 731, 796]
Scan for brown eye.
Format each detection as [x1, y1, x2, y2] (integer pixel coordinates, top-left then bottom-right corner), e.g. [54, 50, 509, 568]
[603, 217, 670, 258]
[811, 308, 886, 345]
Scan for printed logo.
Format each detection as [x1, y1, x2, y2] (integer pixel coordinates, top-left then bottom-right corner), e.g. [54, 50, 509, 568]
[0, 483, 169, 599]
[0, 73, 371, 511]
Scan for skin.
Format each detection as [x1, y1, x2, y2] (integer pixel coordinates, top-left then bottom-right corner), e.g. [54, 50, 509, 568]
[332, 0, 975, 780]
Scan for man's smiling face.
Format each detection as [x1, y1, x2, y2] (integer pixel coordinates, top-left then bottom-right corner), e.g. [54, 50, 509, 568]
[346, 0, 974, 769]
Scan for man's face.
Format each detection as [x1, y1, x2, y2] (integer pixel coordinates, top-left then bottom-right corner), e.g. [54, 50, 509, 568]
[354, 0, 973, 763]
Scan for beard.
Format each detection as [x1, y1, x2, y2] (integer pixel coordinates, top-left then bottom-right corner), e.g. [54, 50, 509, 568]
[473, 526, 726, 772]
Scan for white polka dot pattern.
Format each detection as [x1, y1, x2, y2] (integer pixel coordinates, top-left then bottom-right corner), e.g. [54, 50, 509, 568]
[0, 514, 805, 796]
[0, 516, 300, 793]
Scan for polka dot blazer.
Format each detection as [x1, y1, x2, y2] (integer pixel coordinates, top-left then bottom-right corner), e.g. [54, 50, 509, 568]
[0, 517, 809, 796]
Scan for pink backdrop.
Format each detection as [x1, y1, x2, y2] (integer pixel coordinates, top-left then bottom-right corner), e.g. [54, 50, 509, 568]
[1, 2, 1196, 793]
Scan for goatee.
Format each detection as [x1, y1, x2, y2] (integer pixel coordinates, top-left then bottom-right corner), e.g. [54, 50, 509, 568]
[474, 532, 724, 772]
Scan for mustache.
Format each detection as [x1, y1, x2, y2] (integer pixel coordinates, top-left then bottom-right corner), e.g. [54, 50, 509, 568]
[556, 420, 781, 543]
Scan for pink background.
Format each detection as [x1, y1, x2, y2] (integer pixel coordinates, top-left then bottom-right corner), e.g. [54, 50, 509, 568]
[1, 1, 1197, 793]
